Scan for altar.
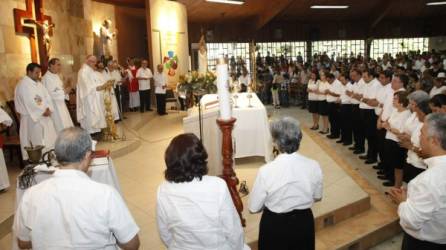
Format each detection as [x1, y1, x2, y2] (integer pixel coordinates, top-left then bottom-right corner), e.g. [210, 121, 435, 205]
[183, 93, 273, 175]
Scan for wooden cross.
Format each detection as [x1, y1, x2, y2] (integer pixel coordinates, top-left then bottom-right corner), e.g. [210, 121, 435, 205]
[13, 0, 53, 72]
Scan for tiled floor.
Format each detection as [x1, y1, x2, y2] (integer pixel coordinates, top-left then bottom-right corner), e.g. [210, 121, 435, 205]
[0, 107, 402, 249]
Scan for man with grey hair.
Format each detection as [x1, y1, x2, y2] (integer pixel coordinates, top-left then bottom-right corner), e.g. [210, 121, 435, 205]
[249, 116, 323, 250]
[14, 127, 140, 250]
[76, 55, 110, 135]
[388, 113, 446, 249]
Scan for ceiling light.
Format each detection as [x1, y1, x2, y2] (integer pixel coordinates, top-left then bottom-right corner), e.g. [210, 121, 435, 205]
[310, 5, 349, 9]
[206, 0, 245, 5]
[426, 1, 446, 5]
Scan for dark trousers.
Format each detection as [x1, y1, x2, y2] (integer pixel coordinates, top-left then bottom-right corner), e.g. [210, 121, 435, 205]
[328, 102, 341, 137]
[178, 97, 186, 111]
[402, 232, 446, 250]
[280, 91, 289, 107]
[259, 207, 315, 250]
[352, 104, 365, 150]
[139, 89, 151, 112]
[340, 104, 353, 144]
[404, 163, 425, 183]
[156, 93, 166, 115]
[120, 85, 129, 112]
[361, 109, 378, 160]
[377, 128, 387, 167]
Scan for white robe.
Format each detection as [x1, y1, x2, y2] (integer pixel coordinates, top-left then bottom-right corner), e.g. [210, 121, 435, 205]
[101, 70, 120, 121]
[42, 71, 74, 132]
[76, 64, 106, 134]
[14, 76, 58, 160]
[0, 108, 12, 190]
[198, 50, 208, 74]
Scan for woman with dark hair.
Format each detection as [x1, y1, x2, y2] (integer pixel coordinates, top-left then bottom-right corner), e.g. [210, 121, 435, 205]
[400, 99, 432, 182]
[382, 91, 411, 188]
[307, 70, 320, 130]
[249, 117, 323, 250]
[156, 133, 249, 250]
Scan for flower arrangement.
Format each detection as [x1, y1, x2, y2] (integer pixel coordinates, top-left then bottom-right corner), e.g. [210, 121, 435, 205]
[178, 70, 217, 95]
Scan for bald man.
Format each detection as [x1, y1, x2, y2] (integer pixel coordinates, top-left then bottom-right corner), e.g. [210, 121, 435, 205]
[76, 55, 110, 135]
[154, 64, 167, 115]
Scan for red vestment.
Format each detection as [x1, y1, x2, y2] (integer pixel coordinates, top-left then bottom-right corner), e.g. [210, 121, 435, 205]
[128, 67, 139, 92]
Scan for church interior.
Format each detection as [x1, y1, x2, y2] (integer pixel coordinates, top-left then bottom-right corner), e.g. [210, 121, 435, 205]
[1, 0, 446, 249]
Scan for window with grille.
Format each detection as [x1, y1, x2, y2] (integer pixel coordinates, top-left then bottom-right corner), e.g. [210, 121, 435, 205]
[256, 42, 307, 63]
[312, 40, 365, 60]
[206, 43, 250, 72]
[370, 37, 429, 59]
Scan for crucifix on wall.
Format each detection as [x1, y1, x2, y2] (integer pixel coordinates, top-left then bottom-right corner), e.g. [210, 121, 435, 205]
[13, 0, 54, 73]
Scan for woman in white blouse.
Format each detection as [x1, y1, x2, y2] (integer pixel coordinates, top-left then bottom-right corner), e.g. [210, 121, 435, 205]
[249, 117, 323, 250]
[307, 70, 320, 130]
[316, 71, 330, 134]
[382, 91, 411, 188]
[399, 99, 432, 182]
[156, 133, 249, 250]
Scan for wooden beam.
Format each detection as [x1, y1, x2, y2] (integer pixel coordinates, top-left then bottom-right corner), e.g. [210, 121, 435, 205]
[255, 0, 294, 30]
[93, 0, 145, 8]
[370, 0, 394, 29]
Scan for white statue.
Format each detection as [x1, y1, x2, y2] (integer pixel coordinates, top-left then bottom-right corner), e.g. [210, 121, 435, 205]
[198, 33, 208, 74]
[100, 19, 117, 58]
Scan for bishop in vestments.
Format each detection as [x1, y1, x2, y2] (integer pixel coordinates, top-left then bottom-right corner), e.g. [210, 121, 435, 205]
[76, 55, 109, 135]
[14, 63, 58, 160]
[42, 58, 74, 132]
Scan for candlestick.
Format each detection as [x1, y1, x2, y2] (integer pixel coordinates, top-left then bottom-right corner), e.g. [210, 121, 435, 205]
[216, 58, 232, 120]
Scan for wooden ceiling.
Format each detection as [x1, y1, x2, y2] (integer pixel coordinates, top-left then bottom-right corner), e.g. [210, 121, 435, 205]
[96, 0, 446, 27]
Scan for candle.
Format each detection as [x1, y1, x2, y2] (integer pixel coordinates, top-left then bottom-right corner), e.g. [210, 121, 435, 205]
[216, 58, 232, 120]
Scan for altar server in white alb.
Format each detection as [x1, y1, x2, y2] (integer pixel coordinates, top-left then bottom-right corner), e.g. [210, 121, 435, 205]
[98, 61, 120, 121]
[76, 55, 110, 135]
[15, 63, 57, 160]
[42, 58, 74, 132]
[0, 107, 13, 191]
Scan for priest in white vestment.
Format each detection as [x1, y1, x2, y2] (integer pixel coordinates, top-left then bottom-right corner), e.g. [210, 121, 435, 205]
[104, 61, 121, 120]
[14, 63, 58, 160]
[0, 107, 12, 190]
[76, 55, 109, 134]
[42, 58, 74, 132]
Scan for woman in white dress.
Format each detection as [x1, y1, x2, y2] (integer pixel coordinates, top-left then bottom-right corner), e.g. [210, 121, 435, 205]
[306, 70, 320, 130]
[316, 71, 330, 134]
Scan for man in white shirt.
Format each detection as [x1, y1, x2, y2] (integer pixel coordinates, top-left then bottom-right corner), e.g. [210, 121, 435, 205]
[0, 107, 13, 191]
[368, 70, 393, 172]
[238, 67, 251, 93]
[154, 64, 168, 115]
[429, 72, 446, 97]
[357, 69, 381, 164]
[14, 127, 140, 250]
[136, 59, 153, 113]
[42, 58, 74, 132]
[338, 72, 353, 145]
[76, 55, 110, 135]
[388, 113, 446, 250]
[326, 73, 342, 139]
[15, 63, 58, 160]
[348, 69, 366, 154]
